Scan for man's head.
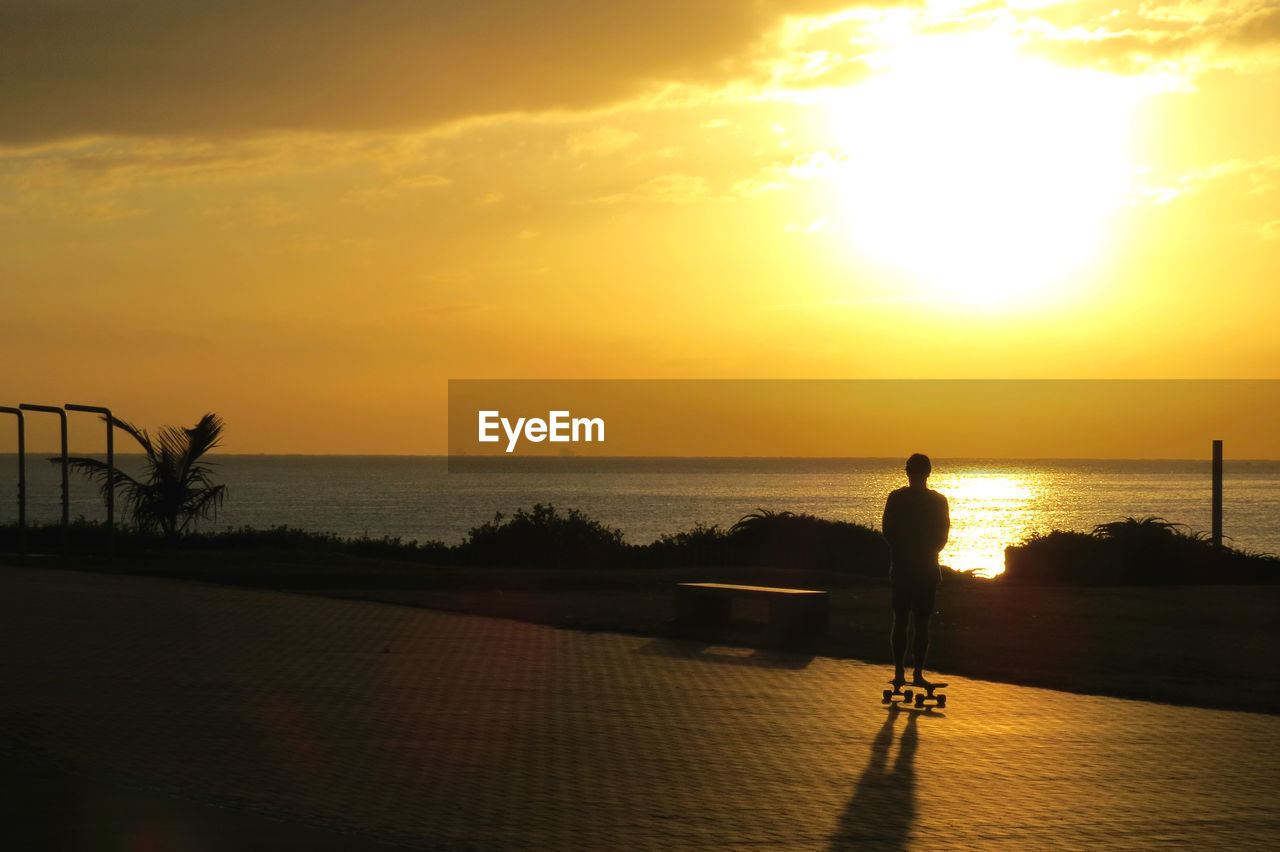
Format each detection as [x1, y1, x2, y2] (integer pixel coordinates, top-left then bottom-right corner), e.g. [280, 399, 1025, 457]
[905, 453, 931, 486]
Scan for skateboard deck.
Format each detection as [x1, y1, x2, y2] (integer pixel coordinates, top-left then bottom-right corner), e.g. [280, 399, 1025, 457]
[882, 679, 948, 709]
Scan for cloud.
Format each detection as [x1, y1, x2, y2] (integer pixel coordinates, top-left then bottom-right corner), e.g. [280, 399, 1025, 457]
[394, 173, 451, 189]
[590, 149, 850, 205]
[725, 9, 881, 93]
[564, 127, 642, 158]
[0, 135, 349, 194]
[414, 302, 487, 315]
[1251, 219, 1280, 241]
[1234, 4, 1280, 45]
[345, 170, 453, 205]
[587, 173, 711, 205]
[1016, 0, 1280, 74]
[1129, 155, 1280, 204]
[732, 150, 845, 195]
[203, 194, 300, 227]
[757, 295, 934, 309]
[0, 0, 883, 145]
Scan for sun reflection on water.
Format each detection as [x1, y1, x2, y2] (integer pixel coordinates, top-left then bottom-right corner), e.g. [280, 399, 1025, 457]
[932, 469, 1047, 578]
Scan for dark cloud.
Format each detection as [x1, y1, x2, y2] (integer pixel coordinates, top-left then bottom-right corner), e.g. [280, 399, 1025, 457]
[1232, 5, 1280, 46]
[0, 0, 873, 144]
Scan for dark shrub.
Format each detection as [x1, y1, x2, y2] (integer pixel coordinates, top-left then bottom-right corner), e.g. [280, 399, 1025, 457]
[725, 509, 890, 575]
[182, 525, 455, 563]
[462, 504, 627, 568]
[646, 522, 728, 567]
[1091, 517, 1216, 584]
[0, 518, 161, 555]
[1004, 517, 1280, 585]
[1003, 530, 1121, 585]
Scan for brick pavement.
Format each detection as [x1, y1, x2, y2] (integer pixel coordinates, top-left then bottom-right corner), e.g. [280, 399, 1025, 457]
[1, 565, 1277, 850]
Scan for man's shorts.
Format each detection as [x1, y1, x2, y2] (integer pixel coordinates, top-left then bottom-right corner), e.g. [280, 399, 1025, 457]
[891, 570, 939, 617]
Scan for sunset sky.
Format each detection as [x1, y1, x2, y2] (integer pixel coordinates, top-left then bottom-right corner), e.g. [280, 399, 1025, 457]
[3, 1, 1278, 454]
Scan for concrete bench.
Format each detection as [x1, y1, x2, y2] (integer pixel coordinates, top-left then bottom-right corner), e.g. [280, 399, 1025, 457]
[675, 582, 829, 637]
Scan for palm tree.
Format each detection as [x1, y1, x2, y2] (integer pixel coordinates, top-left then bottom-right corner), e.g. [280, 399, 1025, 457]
[57, 413, 227, 538]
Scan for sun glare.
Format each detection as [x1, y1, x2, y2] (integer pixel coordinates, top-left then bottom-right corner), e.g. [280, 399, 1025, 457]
[935, 470, 1042, 578]
[826, 29, 1139, 306]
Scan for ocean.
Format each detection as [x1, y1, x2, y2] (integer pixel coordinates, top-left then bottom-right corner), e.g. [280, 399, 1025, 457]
[2, 455, 1278, 577]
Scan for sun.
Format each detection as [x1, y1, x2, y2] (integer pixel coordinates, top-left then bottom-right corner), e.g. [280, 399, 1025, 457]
[826, 29, 1139, 306]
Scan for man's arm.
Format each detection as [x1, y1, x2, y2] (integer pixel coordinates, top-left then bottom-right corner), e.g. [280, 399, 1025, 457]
[938, 495, 950, 551]
[927, 493, 950, 554]
[882, 490, 900, 545]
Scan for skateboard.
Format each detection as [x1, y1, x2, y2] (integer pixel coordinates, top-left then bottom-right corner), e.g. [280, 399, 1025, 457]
[882, 679, 948, 709]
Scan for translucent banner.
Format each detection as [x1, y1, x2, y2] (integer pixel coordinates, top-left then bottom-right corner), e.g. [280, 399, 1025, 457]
[447, 380, 1280, 470]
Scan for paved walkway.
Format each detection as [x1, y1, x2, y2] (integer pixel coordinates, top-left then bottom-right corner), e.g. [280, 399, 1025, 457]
[1, 565, 1277, 850]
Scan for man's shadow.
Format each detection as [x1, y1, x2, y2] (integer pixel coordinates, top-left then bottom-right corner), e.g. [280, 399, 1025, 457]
[829, 704, 919, 850]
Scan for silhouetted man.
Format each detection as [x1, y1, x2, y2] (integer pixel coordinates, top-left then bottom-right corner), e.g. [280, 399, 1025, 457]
[882, 453, 949, 687]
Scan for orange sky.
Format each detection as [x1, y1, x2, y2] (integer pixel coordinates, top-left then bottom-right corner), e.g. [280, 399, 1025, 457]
[3, 1, 1279, 454]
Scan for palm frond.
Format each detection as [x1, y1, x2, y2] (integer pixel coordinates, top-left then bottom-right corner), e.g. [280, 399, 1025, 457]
[59, 412, 228, 539]
[106, 415, 155, 458]
[50, 456, 142, 504]
[183, 413, 225, 461]
[178, 483, 228, 533]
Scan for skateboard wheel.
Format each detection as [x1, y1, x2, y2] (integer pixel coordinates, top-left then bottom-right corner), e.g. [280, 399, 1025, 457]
[902, 689, 913, 703]
[914, 694, 925, 708]
[882, 690, 892, 702]
[937, 695, 947, 708]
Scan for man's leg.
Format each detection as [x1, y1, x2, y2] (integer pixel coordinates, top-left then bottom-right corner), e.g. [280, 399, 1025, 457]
[911, 611, 931, 682]
[910, 580, 939, 682]
[891, 584, 911, 683]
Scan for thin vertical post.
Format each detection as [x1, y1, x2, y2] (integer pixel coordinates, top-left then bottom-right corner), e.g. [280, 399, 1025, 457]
[1211, 439, 1223, 548]
[19, 404, 68, 550]
[67, 405, 113, 549]
[0, 407, 25, 553]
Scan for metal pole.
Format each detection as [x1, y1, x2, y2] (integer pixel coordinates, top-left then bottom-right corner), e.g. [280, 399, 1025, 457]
[1211, 439, 1223, 548]
[67, 404, 113, 549]
[20, 404, 68, 550]
[0, 407, 24, 553]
